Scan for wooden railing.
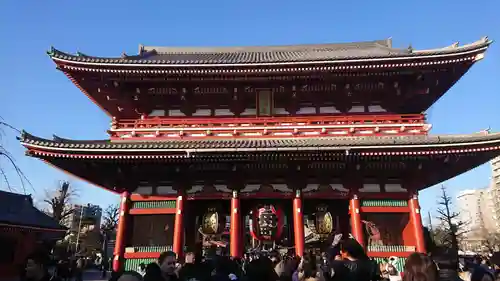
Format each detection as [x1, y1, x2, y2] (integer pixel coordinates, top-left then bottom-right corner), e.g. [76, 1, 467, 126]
[113, 114, 426, 130]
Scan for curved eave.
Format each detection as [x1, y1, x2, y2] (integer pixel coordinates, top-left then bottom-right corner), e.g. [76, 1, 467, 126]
[19, 131, 500, 159]
[0, 223, 67, 232]
[46, 37, 491, 69]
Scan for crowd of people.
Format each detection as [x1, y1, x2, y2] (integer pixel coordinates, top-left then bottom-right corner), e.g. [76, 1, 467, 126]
[21, 238, 500, 281]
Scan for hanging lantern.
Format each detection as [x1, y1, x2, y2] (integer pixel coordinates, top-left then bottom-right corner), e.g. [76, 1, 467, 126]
[306, 204, 334, 240]
[200, 207, 226, 236]
[249, 205, 284, 241]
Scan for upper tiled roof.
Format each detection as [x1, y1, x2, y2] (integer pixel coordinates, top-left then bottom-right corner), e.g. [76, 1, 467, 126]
[0, 190, 66, 230]
[47, 37, 491, 66]
[19, 131, 500, 152]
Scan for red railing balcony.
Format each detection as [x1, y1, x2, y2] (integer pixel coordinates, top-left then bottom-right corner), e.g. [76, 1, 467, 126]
[114, 114, 426, 129]
[109, 114, 430, 139]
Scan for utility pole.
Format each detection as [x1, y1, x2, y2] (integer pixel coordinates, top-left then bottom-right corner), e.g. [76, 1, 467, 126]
[75, 205, 85, 254]
[427, 211, 434, 243]
[428, 211, 433, 232]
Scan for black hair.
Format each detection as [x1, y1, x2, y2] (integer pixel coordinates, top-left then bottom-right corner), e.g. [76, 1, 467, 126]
[403, 253, 438, 281]
[471, 266, 495, 281]
[431, 246, 459, 270]
[26, 251, 49, 269]
[121, 271, 143, 280]
[143, 263, 162, 281]
[158, 251, 176, 264]
[340, 238, 368, 260]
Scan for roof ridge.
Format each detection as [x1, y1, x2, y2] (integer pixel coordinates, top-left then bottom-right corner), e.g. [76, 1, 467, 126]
[0, 189, 30, 198]
[142, 39, 392, 54]
[47, 37, 491, 66]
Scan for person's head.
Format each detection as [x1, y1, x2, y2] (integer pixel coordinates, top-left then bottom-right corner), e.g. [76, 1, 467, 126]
[25, 252, 48, 279]
[269, 250, 280, 265]
[298, 262, 319, 281]
[403, 252, 438, 281]
[432, 246, 459, 270]
[143, 262, 162, 281]
[340, 238, 367, 261]
[185, 252, 195, 264]
[471, 266, 495, 281]
[158, 251, 177, 274]
[489, 252, 500, 269]
[117, 271, 143, 281]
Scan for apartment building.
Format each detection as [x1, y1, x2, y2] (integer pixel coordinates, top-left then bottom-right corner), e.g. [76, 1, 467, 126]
[62, 204, 102, 252]
[457, 189, 485, 233]
[62, 203, 102, 232]
[493, 156, 500, 190]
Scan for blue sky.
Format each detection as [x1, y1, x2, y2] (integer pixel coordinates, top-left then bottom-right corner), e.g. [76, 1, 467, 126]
[0, 0, 499, 222]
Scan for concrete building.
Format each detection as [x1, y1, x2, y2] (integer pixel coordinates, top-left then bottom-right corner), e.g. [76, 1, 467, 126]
[456, 158, 500, 252]
[456, 157, 500, 235]
[491, 156, 500, 210]
[62, 204, 102, 232]
[493, 156, 500, 190]
[62, 204, 102, 252]
[457, 189, 485, 233]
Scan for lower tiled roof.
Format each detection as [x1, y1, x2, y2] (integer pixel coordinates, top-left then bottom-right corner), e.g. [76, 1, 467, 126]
[0, 190, 66, 230]
[19, 131, 500, 152]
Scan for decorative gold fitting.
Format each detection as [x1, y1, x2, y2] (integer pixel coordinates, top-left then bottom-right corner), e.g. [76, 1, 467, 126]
[352, 194, 359, 200]
[232, 190, 238, 198]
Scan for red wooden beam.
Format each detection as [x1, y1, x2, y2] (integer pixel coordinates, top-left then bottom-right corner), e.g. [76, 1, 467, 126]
[130, 194, 178, 201]
[117, 113, 425, 128]
[129, 208, 176, 215]
[357, 193, 410, 200]
[367, 251, 413, 258]
[124, 252, 161, 259]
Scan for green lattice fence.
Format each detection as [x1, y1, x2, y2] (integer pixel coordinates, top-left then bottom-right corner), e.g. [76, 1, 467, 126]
[367, 245, 415, 252]
[132, 246, 173, 252]
[131, 201, 176, 209]
[124, 258, 156, 271]
[361, 200, 408, 207]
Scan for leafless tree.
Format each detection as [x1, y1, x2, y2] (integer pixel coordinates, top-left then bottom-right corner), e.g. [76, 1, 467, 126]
[0, 119, 31, 192]
[429, 224, 452, 246]
[436, 185, 467, 253]
[101, 203, 119, 234]
[44, 181, 78, 223]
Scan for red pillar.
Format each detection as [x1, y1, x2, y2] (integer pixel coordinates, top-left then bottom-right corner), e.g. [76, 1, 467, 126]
[409, 194, 426, 253]
[173, 194, 185, 258]
[349, 194, 364, 247]
[230, 191, 242, 258]
[113, 191, 129, 272]
[293, 190, 305, 257]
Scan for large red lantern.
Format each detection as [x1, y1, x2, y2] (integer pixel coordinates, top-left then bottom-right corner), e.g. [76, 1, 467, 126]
[249, 205, 284, 241]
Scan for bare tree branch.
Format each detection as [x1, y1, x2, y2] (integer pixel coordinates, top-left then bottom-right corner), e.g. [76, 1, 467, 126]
[0, 120, 32, 193]
[101, 203, 119, 234]
[43, 181, 78, 223]
[478, 229, 500, 254]
[435, 185, 467, 260]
